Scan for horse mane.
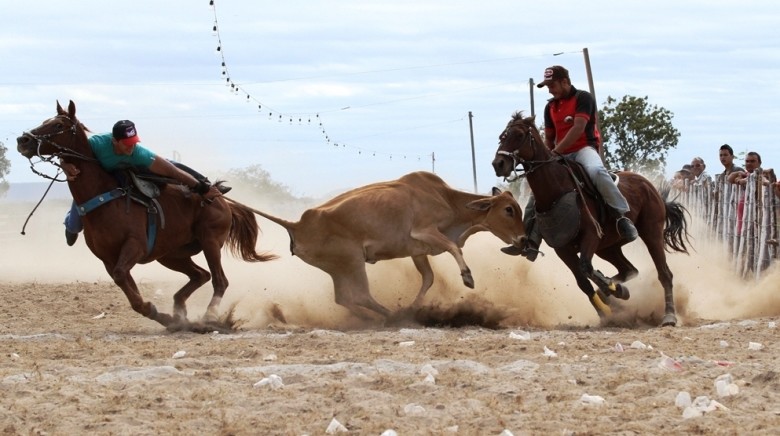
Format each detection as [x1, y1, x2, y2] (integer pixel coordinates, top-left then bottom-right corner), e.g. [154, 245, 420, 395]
[510, 111, 536, 127]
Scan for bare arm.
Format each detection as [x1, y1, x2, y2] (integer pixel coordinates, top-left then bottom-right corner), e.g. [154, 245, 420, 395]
[728, 171, 746, 185]
[552, 116, 586, 154]
[148, 156, 199, 189]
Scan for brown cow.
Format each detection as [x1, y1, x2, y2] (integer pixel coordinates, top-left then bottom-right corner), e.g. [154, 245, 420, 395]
[231, 171, 526, 320]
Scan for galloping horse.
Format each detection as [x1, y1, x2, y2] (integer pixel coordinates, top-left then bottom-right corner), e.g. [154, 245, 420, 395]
[16, 100, 277, 331]
[492, 112, 689, 326]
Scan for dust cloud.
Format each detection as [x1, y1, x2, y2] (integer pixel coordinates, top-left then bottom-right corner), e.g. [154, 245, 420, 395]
[1, 182, 778, 330]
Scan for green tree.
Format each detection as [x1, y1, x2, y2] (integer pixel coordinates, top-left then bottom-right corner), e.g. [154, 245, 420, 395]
[599, 95, 680, 181]
[0, 140, 10, 197]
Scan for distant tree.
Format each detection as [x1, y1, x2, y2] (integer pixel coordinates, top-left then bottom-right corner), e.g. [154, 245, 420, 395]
[0, 140, 10, 197]
[599, 95, 680, 181]
[221, 164, 303, 203]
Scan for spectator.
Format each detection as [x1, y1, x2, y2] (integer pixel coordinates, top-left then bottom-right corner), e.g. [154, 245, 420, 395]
[690, 157, 712, 188]
[671, 164, 694, 192]
[718, 144, 744, 176]
[728, 151, 769, 233]
[728, 152, 768, 186]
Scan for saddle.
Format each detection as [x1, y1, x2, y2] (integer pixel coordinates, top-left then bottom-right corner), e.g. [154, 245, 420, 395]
[534, 159, 620, 247]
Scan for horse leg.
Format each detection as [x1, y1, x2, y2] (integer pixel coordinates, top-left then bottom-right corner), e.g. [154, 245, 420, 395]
[410, 255, 434, 309]
[197, 240, 229, 323]
[593, 247, 637, 300]
[104, 253, 174, 328]
[555, 248, 612, 321]
[643, 237, 677, 327]
[156, 255, 211, 323]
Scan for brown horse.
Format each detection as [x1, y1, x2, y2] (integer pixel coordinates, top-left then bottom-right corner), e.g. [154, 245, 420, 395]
[16, 100, 277, 332]
[491, 112, 689, 326]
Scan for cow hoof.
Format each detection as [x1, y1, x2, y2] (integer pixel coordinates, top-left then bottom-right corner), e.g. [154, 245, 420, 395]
[462, 272, 475, 289]
[661, 313, 677, 327]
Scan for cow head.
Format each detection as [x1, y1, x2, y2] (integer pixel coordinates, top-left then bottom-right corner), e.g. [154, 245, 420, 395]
[463, 187, 526, 248]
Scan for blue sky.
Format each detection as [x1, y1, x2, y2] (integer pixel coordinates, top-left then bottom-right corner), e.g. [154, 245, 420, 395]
[2, 0, 779, 197]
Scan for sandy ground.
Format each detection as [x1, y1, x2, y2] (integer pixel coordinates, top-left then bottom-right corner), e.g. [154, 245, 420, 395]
[1, 191, 780, 435]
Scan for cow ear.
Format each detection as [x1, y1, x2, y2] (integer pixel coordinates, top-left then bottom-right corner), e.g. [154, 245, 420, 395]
[491, 187, 502, 196]
[466, 198, 492, 211]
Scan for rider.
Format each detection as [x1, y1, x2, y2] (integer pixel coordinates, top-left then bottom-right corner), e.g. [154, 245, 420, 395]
[63, 120, 230, 246]
[502, 65, 638, 260]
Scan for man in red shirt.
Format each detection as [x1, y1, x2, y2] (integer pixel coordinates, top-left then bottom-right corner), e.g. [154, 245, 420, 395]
[503, 65, 637, 261]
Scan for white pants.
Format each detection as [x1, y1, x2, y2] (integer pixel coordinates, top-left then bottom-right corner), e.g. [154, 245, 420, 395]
[564, 146, 630, 214]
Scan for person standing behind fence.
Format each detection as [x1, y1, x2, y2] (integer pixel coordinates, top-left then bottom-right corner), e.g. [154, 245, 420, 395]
[690, 157, 712, 189]
[718, 144, 744, 177]
[728, 152, 768, 186]
[728, 151, 768, 233]
[714, 144, 744, 201]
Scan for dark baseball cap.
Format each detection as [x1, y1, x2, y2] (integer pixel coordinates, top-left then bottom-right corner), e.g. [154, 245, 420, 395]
[112, 120, 141, 146]
[536, 65, 570, 88]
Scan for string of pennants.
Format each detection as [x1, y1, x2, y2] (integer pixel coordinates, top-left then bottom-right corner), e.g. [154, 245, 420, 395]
[208, 0, 427, 162]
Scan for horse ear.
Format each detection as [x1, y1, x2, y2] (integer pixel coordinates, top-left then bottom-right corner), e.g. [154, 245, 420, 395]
[56, 100, 65, 115]
[68, 100, 76, 118]
[491, 187, 502, 196]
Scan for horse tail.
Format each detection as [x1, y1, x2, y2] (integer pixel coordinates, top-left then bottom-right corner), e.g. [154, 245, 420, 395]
[663, 200, 692, 254]
[225, 201, 279, 263]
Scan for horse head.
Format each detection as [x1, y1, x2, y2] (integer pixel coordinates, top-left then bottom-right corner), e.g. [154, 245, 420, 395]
[16, 100, 90, 161]
[491, 112, 546, 178]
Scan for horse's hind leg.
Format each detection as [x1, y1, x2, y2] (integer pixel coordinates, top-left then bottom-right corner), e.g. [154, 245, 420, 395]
[156, 256, 211, 323]
[644, 240, 677, 327]
[198, 241, 229, 323]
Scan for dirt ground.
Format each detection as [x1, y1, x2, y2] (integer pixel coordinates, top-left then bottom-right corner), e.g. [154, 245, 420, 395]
[1, 196, 779, 435]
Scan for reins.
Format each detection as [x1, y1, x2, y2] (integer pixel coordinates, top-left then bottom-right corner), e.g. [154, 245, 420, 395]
[18, 114, 99, 235]
[498, 121, 604, 239]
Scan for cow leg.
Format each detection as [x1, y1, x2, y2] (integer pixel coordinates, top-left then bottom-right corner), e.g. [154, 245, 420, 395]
[156, 255, 211, 323]
[410, 255, 434, 308]
[330, 264, 391, 321]
[555, 247, 611, 320]
[411, 228, 474, 288]
[105, 245, 174, 328]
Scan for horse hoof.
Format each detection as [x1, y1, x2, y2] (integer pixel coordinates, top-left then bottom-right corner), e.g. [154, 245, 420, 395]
[614, 283, 630, 300]
[661, 314, 677, 327]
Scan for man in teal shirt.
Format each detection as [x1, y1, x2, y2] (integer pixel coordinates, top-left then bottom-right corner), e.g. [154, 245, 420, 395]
[63, 120, 228, 246]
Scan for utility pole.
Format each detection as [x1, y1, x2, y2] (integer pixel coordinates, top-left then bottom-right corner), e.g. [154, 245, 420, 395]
[582, 47, 604, 162]
[529, 78, 536, 118]
[468, 111, 478, 193]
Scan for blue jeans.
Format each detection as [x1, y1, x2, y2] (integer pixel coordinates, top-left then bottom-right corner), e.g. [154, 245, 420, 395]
[64, 201, 82, 234]
[564, 146, 630, 214]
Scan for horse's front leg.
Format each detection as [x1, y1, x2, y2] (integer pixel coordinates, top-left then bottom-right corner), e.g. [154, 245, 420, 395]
[555, 248, 611, 320]
[105, 254, 175, 328]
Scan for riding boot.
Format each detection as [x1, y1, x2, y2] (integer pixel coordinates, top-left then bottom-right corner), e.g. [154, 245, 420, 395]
[501, 206, 542, 261]
[616, 214, 638, 242]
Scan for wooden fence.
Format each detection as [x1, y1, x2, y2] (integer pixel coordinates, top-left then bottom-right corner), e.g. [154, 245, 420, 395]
[674, 168, 779, 280]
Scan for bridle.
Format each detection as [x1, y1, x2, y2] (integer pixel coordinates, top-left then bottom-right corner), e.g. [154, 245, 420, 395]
[20, 114, 97, 181]
[496, 121, 561, 182]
